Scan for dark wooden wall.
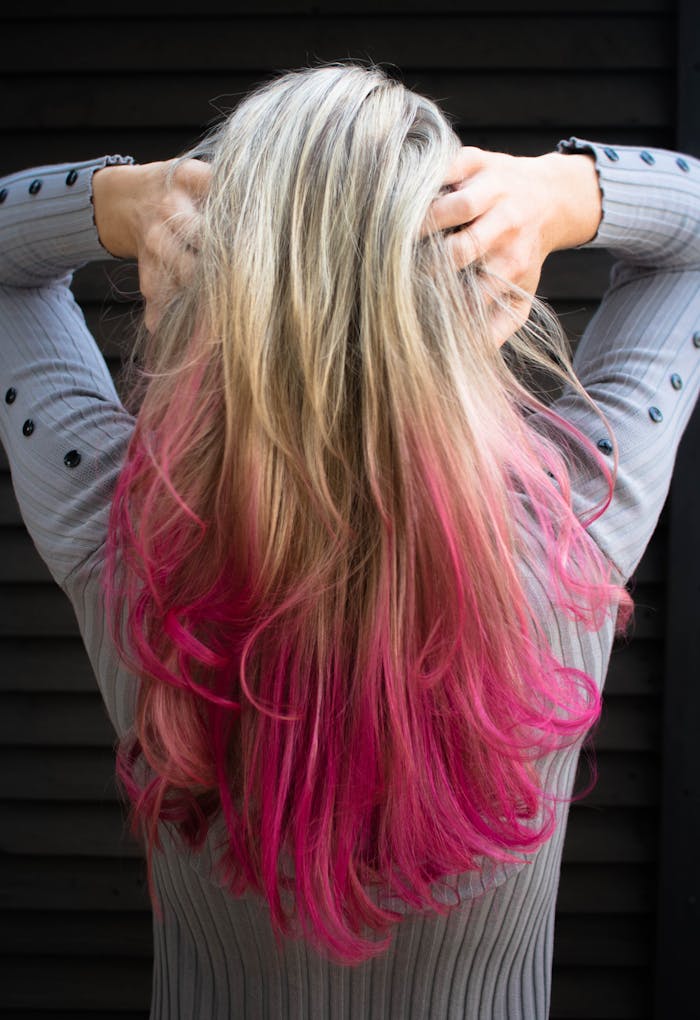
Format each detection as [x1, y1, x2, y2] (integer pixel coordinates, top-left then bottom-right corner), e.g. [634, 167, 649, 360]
[0, 2, 689, 1018]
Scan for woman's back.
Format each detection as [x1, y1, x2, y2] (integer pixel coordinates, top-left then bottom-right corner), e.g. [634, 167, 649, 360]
[0, 65, 698, 1017]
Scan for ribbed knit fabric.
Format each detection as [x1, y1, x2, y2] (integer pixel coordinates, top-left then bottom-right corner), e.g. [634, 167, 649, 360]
[0, 138, 698, 1019]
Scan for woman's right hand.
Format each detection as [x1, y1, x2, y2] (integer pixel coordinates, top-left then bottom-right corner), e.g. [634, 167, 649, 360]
[93, 157, 211, 332]
[424, 146, 603, 345]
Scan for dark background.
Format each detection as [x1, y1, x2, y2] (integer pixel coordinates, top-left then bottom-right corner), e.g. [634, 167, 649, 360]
[0, 2, 698, 1017]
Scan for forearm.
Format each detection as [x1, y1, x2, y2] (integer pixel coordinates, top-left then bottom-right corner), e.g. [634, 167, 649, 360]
[0, 155, 135, 288]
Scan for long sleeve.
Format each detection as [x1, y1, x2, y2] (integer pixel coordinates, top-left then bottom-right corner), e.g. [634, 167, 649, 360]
[0, 157, 137, 592]
[548, 137, 700, 584]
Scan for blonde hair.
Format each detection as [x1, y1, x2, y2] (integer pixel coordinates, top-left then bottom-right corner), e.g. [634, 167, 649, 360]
[105, 62, 630, 964]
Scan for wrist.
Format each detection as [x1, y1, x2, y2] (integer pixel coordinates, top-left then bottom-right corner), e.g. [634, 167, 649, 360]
[92, 162, 143, 259]
[537, 150, 603, 254]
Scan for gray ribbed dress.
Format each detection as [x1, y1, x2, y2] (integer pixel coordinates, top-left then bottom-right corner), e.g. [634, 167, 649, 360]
[0, 137, 698, 1019]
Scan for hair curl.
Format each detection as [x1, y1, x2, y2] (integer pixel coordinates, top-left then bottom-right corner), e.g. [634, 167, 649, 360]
[104, 62, 631, 964]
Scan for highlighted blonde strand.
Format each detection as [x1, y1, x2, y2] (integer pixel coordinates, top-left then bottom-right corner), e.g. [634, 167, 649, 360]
[103, 62, 632, 964]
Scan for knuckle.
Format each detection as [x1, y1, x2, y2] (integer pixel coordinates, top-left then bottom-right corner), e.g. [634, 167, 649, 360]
[454, 189, 475, 224]
[455, 227, 478, 265]
[503, 248, 527, 280]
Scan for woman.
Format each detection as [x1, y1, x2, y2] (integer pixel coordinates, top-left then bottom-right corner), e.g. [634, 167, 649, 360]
[0, 63, 697, 1018]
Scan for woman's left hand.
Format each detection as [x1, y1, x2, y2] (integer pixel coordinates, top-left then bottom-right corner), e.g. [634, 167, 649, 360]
[423, 144, 602, 346]
[92, 158, 211, 332]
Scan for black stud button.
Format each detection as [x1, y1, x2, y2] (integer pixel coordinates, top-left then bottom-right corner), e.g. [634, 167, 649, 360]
[0, 188, 7, 204]
[5, 387, 16, 404]
[648, 406, 663, 423]
[640, 150, 655, 166]
[603, 147, 619, 162]
[28, 179, 42, 195]
[693, 332, 700, 348]
[677, 157, 690, 172]
[65, 169, 79, 186]
[670, 373, 683, 390]
[597, 438, 613, 455]
[22, 419, 34, 436]
[64, 450, 81, 468]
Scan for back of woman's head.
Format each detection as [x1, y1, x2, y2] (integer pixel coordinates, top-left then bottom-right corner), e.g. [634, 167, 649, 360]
[105, 63, 631, 964]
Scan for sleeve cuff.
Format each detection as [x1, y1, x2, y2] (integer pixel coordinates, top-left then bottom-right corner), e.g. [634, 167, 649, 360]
[554, 136, 700, 267]
[0, 155, 137, 287]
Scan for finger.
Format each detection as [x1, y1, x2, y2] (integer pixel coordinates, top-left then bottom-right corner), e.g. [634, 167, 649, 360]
[485, 266, 541, 347]
[444, 225, 485, 269]
[445, 214, 505, 270]
[444, 201, 521, 270]
[144, 297, 166, 335]
[441, 146, 487, 188]
[488, 292, 535, 348]
[145, 214, 202, 287]
[164, 212, 204, 267]
[173, 158, 212, 201]
[423, 174, 498, 237]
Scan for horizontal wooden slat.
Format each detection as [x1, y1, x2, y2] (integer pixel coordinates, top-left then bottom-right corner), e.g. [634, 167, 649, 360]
[0, 854, 149, 911]
[0, 125, 673, 170]
[0, 0, 672, 15]
[540, 250, 618, 301]
[71, 261, 142, 305]
[0, 956, 655, 1014]
[604, 638, 664, 696]
[594, 696, 661, 751]
[1, 17, 672, 72]
[557, 861, 654, 914]
[0, 1013, 149, 1020]
[82, 304, 142, 361]
[553, 914, 653, 966]
[0, 855, 653, 915]
[0, 803, 142, 857]
[562, 806, 656, 862]
[626, 533, 665, 586]
[0, 745, 657, 805]
[0, 909, 653, 966]
[0, 585, 79, 636]
[0, 957, 151, 1011]
[0, 798, 656, 860]
[576, 751, 659, 805]
[0, 747, 119, 799]
[0, 592, 663, 697]
[0, 856, 653, 918]
[0, 520, 661, 585]
[613, 582, 664, 640]
[0, 71, 672, 130]
[1, 910, 152, 958]
[0, 637, 96, 692]
[0, 477, 21, 527]
[0, 693, 117, 746]
[65, 249, 618, 305]
[0, 687, 660, 749]
[550, 966, 651, 1019]
[0, 960, 651, 1015]
[0, 530, 52, 583]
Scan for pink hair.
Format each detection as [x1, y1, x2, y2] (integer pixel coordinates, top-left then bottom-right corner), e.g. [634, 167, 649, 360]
[102, 64, 632, 964]
[104, 398, 630, 963]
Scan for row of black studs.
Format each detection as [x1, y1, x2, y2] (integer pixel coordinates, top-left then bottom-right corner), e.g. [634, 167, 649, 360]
[596, 333, 700, 455]
[4, 387, 81, 468]
[0, 169, 80, 205]
[602, 146, 691, 172]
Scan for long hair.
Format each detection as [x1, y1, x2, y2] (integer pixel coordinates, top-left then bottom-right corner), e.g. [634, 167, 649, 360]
[103, 63, 631, 963]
